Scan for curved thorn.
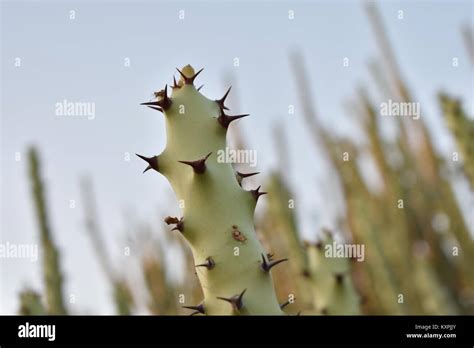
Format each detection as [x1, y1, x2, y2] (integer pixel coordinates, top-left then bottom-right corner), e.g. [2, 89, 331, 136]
[217, 112, 249, 129]
[178, 152, 212, 174]
[280, 300, 291, 310]
[250, 186, 267, 201]
[197, 84, 204, 91]
[195, 256, 215, 270]
[147, 106, 163, 113]
[191, 68, 204, 83]
[216, 86, 232, 110]
[216, 289, 246, 311]
[260, 253, 288, 272]
[182, 303, 205, 315]
[176, 67, 204, 85]
[172, 76, 180, 89]
[236, 171, 260, 186]
[237, 171, 260, 179]
[136, 154, 159, 173]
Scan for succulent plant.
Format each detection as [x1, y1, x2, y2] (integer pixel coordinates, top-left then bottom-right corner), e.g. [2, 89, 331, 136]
[438, 93, 474, 189]
[137, 65, 285, 315]
[304, 233, 360, 315]
[18, 289, 46, 315]
[28, 147, 67, 315]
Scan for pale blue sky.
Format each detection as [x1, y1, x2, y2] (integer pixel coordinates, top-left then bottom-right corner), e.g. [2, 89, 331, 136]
[1, 0, 472, 314]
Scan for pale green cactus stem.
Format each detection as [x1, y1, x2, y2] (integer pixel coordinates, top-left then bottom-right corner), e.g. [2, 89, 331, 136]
[137, 65, 285, 315]
[112, 279, 134, 315]
[28, 147, 67, 315]
[305, 232, 360, 315]
[438, 93, 474, 189]
[19, 289, 46, 315]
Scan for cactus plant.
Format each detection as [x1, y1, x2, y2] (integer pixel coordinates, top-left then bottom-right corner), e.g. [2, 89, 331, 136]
[137, 65, 284, 315]
[18, 289, 46, 315]
[28, 147, 67, 315]
[304, 232, 360, 315]
[438, 93, 474, 189]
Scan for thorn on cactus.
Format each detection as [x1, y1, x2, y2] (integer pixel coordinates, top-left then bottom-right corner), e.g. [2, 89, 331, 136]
[216, 289, 246, 311]
[236, 171, 260, 186]
[146, 106, 163, 113]
[157, 85, 172, 110]
[260, 253, 288, 272]
[195, 256, 215, 270]
[136, 154, 159, 173]
[216, 86, 232, 110]
[164, 216, 184, 232]
[171, 76, 180, 89]
[182, 303, 205, 315]
[335, 273, 345, 285]
[280, 299, 292, 309]
[179, 152, 212, 174]
[250, 186, 267, 201]
[197, 85, 204, 91]
[217, 111, 250, 129]
[176, 67, 204, 85]
[142, 85, 171, 111]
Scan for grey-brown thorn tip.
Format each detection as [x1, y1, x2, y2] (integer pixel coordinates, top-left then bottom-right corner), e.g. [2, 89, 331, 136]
[216, 289, 246, 311]
[195, 256, 215, 270]
[260, 253, 288, 272]
[250, 186, 267, 201]
[146, 106, 163, 113]
[335, 273, 345, 285]
[217, 111, 250, 129]
[182, 302, 205, 316]
[236, 171, 260, 186]
[197, 85, 204, 91]
[171, 76, 180, 90]
[136, 154, 159, 173]
[179, 152, 212, 174]
[141, 85, 171, 111]
[216, 86, 232, 110]
[176, 67, 204, 85]
[280, 299, 291, 310]
[164, 216, 184, 233]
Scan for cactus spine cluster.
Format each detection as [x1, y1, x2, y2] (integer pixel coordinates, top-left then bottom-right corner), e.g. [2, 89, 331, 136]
[137, 65, 284, 315]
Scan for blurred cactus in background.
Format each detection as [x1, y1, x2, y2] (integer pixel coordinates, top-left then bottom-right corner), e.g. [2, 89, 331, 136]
[16, 3, 473, 316]
[19, 289, 46, 315]
[23, 147, 67, 315]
